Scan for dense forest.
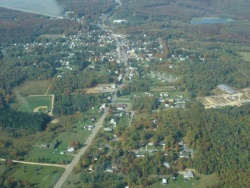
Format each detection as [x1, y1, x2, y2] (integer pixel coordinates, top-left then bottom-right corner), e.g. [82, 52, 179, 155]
[0, 109, 50, 134]
[56, 0, 117, 18]
[0, 8, 83, 44]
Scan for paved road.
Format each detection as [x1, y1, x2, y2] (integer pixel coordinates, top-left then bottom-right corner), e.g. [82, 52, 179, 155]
[0, 158, 67, 168]
[54, 1, 130, 187]
[54, 109, 108, 188]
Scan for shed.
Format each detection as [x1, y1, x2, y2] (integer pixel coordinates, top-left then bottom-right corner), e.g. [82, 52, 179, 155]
[162, 178, 168, 185]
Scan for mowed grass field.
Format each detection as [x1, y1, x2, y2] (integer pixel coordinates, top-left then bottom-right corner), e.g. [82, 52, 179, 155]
[25, 123, 90, 164]
[14, 96, 52, 113]
[13, 80, 49, 96]
[39, 34, 65, 40]
[1, 163, 64, 188]
[152, 172, 219, 188]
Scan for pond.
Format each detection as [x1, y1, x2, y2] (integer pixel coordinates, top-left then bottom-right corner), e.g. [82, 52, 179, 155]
[0, 0, 64, 17]
[191, 17, 234, 25]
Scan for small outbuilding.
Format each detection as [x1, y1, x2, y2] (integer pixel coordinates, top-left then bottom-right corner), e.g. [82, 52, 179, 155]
[162, 178, 168, 185]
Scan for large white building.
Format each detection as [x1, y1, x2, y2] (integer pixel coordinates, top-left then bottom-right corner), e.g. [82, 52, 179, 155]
[113, 19, 127, 23]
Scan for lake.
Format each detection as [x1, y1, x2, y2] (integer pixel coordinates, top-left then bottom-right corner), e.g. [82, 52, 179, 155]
[0, 0, 64, 17]
[191, 17, 234, 25]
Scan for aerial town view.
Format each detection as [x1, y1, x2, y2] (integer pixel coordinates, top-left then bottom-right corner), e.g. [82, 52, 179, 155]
[0, 0, 250, 187]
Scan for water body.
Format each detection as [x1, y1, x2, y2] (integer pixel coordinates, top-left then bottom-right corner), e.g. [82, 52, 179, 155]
[191, 17, 234, 25]
[0, 0, 65, 17]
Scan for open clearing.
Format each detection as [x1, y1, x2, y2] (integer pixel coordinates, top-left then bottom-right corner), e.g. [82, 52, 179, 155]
[85, 84, 116, 93]
[239, 52, 250, 61]
[13, 80, 50, 96]
[2, 163, 64, 187]
[197, 90, 250, 109]
[39, 34, 65, 40]
[150, 86, 175, 92]
[152, 172, 218, 188]
[14, 96, 52, 113]
[25, 122, 91, 164]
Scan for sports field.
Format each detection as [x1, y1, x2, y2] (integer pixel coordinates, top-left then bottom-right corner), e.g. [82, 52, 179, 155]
[15, 96, 52, 113]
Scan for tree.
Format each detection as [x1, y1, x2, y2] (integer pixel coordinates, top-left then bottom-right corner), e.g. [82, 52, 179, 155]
[0, 50, 3, 59]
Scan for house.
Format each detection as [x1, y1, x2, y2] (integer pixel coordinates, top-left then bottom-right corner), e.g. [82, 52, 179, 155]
[163, 162, 170, 169]
[179, 140, 184, 145]
[162, 178, 168, 185]
[84, 125, 94, 130]
[104, 127, 113, 132]
[100, 103, 106, 110]
[135, 154, 145, 158]
[105, 166, 114, 173]
[67, 147, 75, 152]
[165, 104, 170, 108]
[116, 104, 127, 111]
[89, 164, 94, 171]
[180, 151, 191, 158]
[110, 119, 116, 125]
[113, 20, 127, 24]
[184, 170, 194, 179]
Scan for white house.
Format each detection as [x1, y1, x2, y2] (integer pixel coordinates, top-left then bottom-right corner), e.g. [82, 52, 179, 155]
[184, 170, 194, 179]
[163, 162, 170, 169]
[113, 20, 127, 23]
[104, 127, 113, 132]
[162, 178, 168, 185]
[67, 147, 75, 152]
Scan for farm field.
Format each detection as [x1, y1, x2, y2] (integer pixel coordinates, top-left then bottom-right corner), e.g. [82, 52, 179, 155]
[12, 96, 52, 113]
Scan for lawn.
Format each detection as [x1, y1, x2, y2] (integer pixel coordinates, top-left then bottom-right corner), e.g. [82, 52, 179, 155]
[13, 80, 49, 96]
[11, 164, 64, 187]
[25, 147, 74, 164]
[153, 172, 219, 188]
[193, 172, 219, 188]
[152, 174, 194, 188]
[14, 96, 52, 113]
[25, 127, 90, 164]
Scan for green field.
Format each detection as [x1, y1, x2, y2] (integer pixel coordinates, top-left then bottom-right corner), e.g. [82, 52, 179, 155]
[25, 123, 90, 164]
[153, 175, 194, 188]
[13, 96, 52, 113]
[13, 80, 49, 96]
[39, 34, 65, 40]
[240, 52, 250, 61]
[25, 147, 74, 164]
[1, 164, 64, 187]
[150, 86, 175, 92]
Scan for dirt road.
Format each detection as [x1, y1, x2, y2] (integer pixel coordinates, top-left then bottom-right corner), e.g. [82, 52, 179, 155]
[0, 158, 67, 168]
